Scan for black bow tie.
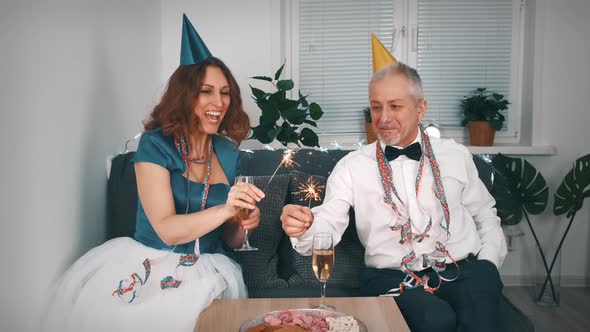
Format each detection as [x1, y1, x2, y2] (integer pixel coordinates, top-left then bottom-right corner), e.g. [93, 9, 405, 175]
[384, 142, 422, 161]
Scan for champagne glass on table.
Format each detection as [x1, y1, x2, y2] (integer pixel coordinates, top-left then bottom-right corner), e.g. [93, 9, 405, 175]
[234, 176, 258, 252]
[312, 232, 334, 309]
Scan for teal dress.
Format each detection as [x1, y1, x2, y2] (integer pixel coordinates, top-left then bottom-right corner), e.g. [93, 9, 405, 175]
[132, 128, 239, 255]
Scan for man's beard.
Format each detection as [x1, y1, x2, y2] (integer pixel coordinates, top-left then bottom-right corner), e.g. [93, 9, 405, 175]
[378, 133, 401, 146]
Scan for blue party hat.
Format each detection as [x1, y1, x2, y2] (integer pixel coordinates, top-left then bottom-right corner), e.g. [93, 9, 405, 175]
[180, 13, 212, 66]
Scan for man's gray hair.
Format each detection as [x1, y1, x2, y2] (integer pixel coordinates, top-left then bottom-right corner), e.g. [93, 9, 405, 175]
[370, 62, 424, 101]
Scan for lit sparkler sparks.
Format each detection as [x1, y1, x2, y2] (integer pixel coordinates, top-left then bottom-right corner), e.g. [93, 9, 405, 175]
[295, 177, 324, 207]
[264, 149, 299, 191]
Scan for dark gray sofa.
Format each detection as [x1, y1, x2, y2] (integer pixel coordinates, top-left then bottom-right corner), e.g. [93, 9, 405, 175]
[107, 148, 534, 332]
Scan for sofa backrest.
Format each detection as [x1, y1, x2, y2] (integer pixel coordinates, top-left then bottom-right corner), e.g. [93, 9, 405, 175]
[107, 149, 493, 241]
[107, 149, 493, 291]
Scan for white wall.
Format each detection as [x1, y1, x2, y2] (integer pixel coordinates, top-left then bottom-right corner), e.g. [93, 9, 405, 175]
[1, 2, 588, 329]
[498, 0, 590, 285]
[0, 0, 162, 329]
[161, 0, 279, 137]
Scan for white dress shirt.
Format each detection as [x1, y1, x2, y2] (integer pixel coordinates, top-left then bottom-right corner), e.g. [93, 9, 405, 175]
[291, 133, 507, 271]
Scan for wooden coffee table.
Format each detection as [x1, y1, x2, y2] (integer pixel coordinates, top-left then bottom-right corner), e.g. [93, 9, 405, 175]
[194, 296, 409, 331]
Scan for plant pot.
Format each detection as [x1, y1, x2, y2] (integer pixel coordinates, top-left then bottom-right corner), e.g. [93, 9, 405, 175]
[365, 122, 378, 144]
[468, 121, 496, 146]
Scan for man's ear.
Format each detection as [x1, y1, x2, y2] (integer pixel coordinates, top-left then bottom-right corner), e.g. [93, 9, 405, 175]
[417, 99, 427, 121]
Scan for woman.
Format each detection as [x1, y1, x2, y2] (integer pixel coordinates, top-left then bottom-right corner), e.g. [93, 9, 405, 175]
[43, 16, 262, 332]
[135, 56, 263, 259]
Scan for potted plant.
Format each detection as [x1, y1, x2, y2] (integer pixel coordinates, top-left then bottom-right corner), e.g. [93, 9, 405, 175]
[460, 88, 510, 146]
[249, 62, 323, 147]
[363, 107, 377, 144]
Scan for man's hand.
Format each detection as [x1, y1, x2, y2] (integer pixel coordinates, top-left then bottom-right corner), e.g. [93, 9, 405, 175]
[280, 204, 314, 237]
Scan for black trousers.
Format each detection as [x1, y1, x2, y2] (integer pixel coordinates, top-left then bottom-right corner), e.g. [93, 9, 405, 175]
[361, 256, 503, 332]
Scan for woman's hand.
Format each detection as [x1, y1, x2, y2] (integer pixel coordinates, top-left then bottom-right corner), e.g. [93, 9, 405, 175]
[223, 181, 265, 220]
[240, 206, 260, 231]
[222, 183, 263, 248]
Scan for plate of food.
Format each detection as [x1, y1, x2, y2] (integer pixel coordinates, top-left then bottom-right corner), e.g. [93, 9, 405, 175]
[239, 308, 367, 332]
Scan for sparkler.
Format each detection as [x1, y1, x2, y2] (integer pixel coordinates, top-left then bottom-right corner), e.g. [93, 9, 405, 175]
[294, 177, 324, 208]
[264, 149, 299, 191]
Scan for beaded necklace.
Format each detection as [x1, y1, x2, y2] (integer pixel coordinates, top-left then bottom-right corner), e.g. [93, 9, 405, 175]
[174, 135, 213, 211]
[376, 126, 459, 295]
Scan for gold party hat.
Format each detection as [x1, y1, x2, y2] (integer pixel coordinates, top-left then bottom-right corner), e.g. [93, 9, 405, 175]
[371, 33, 397, 73]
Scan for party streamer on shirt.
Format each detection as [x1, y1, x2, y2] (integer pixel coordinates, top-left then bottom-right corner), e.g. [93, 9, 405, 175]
[376, 125, 459, 296]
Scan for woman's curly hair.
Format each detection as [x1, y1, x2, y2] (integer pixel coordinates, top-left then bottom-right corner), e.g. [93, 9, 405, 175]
[144, 57, 250, 145]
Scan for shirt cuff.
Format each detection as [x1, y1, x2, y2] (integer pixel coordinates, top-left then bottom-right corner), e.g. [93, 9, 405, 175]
[289, 219, 323, 256]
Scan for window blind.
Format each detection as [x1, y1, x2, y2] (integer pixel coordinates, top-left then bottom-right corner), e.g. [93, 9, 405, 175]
[417, 0, 514, 130]
[299, 0, 395, 134]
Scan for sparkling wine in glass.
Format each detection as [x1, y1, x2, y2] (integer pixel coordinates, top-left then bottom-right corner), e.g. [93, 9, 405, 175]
[234, 176, 258, 252]
[312, 232, 334, 309]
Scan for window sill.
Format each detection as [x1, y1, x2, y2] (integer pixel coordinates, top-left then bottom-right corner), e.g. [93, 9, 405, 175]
[466, 144, 556, 156]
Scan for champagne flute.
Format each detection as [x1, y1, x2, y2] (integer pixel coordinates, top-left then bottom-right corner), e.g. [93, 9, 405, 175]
[312, 232, 334, 309]
[234, 176, 258, 252]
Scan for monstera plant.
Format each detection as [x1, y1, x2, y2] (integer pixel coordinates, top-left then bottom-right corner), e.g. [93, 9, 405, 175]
[490, 154, 555, 300]
[537, 154, 590, 302]
[249, 62, 324, 147]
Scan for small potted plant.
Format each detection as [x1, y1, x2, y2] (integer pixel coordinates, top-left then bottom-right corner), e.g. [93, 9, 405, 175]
[249, 61, 323, 147]
[460, 88, 510, 146]
[363, 107, 377, 144]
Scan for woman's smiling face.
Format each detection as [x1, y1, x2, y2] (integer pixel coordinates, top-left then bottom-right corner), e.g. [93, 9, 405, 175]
[194, 65, 231, 135]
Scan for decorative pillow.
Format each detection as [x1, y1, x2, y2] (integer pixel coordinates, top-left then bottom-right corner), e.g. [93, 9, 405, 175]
[284, 171, 365, 289]
[234, 174, 290, 290]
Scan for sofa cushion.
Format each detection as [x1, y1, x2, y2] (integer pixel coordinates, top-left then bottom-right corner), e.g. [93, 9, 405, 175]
[283, 171, 365, 290]
[234, 174, 290, 290]
[107, 151, 138, 239]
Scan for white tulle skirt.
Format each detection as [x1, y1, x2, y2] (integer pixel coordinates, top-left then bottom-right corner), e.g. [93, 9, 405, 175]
[42, 237, 247, 332]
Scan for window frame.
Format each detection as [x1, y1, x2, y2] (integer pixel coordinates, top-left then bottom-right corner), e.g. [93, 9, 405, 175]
[281, 0, 527, 146]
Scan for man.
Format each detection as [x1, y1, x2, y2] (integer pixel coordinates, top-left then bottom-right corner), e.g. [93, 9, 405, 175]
[280, 36, 507, 332]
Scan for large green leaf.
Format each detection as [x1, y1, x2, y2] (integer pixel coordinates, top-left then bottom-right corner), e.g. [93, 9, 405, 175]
[299, 128, 319, 147]
[256, 99, 279, 125]
[251, 76, 273, 82]
[298, 90, 309, 108]
[269, 90, 286, 106]
[274, 62, 285, 80]
[276, 122, 296, 146]
[303, 119, 317, 127]
[309, 102, 323, 120]
[554, 154, 590, 217]
[277, 98, 300, 113]
[282, 108, 306, 125]
[491, 154, 548, 225]
[490, 172, 521, 225]
[250, 85, 265, 100]
[277, 79, 294, 91]
[251, 123, 276, 144]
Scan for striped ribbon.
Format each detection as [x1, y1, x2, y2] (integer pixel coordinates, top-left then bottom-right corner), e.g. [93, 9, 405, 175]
[376, 126, 459, 295]
[113, 253, 199, 303]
